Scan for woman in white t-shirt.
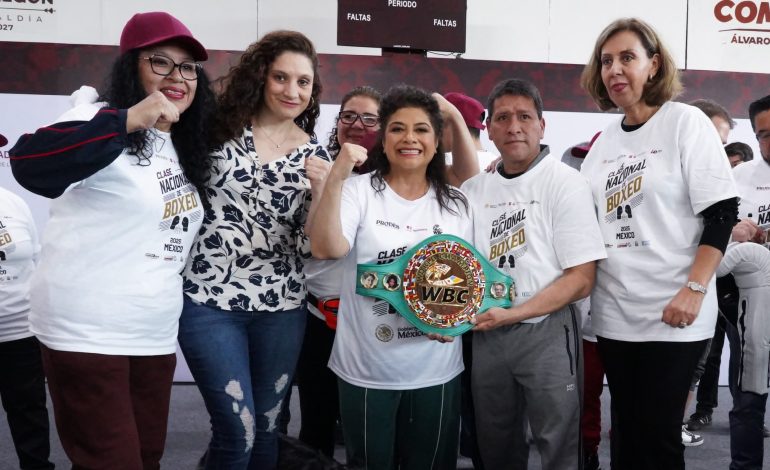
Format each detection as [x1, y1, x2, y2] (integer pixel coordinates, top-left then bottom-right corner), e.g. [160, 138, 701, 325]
[9, 12, 215, 467]
[0, 187, 54, 469]
[310, 85, 474, 469]
[579, 18, 738, 469]
[296, 85, 382, 457]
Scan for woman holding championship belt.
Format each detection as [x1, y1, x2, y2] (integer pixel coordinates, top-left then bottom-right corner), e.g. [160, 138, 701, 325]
[311, 85, 475, 469]
[580, 18, 739, 469]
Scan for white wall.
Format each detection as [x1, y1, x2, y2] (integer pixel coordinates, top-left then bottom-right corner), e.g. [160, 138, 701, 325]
[2, 1, 768, 73]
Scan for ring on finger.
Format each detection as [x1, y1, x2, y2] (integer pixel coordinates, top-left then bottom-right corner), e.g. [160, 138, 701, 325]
[677, 321, 687, 329]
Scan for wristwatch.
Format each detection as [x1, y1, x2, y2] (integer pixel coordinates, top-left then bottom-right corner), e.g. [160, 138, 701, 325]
[686, 281, 707, 295]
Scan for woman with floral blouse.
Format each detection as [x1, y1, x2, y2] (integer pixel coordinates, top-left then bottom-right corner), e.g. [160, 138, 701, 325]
[178, 30, 330, 470]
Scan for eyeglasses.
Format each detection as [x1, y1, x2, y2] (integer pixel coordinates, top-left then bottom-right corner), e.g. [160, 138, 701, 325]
[756, 131, 770, 143]
[338, 111, 379, 127]
[141, 55, 201, 81]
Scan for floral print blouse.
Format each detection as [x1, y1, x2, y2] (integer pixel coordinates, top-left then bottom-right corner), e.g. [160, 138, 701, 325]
[183, 125, 330, 312]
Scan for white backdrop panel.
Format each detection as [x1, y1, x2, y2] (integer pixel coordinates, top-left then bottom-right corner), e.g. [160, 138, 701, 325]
[687, 0, 770, 74]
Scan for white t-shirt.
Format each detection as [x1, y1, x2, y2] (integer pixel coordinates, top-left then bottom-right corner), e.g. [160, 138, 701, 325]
[31, 106, 203, 355]
[328, 174, 471, 390]
[461, 150, 606, 323]
[0, 187, 39, 343]
[305, 257, 346, 320]
[580, 101, 738, 342]
[733, 157, 770, 231]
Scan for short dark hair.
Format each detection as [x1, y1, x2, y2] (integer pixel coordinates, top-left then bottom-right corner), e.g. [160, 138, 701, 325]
[486, 78, 544, 121]
[368, 84, 468, 216]
[689, 99, 735, 129]
[748, 95, 770, 132]
[581, 18, 682, 111]
[724, 142, 754, 162]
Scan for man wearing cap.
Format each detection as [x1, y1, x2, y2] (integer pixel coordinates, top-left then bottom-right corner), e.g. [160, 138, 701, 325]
[461, 78, 606, 469]
[444, 92, 498, 176]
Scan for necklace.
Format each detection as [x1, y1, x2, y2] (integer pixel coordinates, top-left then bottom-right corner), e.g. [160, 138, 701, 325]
[255, 121, 290, 149]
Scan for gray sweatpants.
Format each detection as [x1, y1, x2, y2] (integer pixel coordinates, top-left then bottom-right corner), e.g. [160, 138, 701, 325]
[472, 306, 583, 470]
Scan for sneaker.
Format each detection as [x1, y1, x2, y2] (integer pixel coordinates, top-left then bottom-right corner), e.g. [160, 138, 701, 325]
[682, 425, 704, 447]
[686, 412, 712, 431]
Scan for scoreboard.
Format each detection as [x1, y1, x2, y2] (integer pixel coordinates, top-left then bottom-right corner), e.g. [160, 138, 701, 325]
[337, 0, 467, 53]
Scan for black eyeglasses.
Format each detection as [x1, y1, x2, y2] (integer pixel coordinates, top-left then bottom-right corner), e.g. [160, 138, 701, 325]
[141, 54, 201, 81]
[338, 111, 379, 127]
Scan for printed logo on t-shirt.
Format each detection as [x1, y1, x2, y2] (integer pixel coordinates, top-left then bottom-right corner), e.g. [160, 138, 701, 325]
[376, 246, 407, 265]
[755, 204, 770, 228]
[376, 219, 400, 230]
[603, 159, 647, 224]
[397, 326, 425, 339]
[602, 156, 651, 247]
[488, 208, 527, 269]
[0, 220, 15, 259]
[155, 164, 203, 261]
[404, 225, 428, 233]
[375, 324, 394, 342]
[0, 219, 19, 281]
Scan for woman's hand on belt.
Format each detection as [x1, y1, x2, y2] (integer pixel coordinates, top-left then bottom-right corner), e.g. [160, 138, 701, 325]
[661, 287, 703, 328]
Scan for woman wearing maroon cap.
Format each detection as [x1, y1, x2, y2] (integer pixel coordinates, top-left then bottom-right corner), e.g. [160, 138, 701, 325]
[9, 11, 215, 468]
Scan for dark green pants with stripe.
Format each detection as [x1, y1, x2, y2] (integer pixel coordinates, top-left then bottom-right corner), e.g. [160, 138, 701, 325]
[338, 375, 461, 470]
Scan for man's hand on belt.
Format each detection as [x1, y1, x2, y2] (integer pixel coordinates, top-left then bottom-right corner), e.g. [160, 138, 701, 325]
[471, 306, 522, 331]
[426, 333, 455, 343]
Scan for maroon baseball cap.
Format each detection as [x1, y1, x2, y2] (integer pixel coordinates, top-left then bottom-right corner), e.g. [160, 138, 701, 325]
[0, 133, 7, 147]
[570, 132, 601, 158]
[120, 12, 207, 61]
[444, 92, 486, 130]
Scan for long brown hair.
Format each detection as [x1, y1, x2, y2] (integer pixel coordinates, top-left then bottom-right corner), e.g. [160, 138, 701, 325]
[211, 30, 322, 146]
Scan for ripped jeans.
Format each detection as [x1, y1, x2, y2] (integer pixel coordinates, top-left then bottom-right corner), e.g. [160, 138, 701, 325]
[178, 296, 306, 470]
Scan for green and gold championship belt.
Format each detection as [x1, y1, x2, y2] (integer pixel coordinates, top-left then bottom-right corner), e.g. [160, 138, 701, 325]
[356, 234, 515, 336]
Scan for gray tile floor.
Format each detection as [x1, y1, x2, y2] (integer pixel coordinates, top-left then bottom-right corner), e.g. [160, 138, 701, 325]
[0, 385, 768, 469]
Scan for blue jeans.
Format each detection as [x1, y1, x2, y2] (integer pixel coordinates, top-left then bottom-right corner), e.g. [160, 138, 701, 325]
[178, 296, 306, 470]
